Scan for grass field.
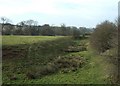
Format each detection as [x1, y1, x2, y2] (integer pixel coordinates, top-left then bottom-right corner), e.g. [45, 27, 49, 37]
[2, 36, 65, 46]
[2, 36, 115, 84]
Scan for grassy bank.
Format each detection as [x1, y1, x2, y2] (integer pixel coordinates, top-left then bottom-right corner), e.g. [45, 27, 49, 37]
[2, 36, 115, 84]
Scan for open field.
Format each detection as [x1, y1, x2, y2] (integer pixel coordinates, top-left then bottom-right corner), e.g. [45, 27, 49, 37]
[2, 36, 115, 84]
[2, 36, 64, 46]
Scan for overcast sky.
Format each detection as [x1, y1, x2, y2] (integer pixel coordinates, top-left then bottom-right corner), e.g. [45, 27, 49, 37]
[0, 0, 119, 28]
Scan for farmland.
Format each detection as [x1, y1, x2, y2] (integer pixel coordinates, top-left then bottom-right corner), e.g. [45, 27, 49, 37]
[2, 36, 115, 84]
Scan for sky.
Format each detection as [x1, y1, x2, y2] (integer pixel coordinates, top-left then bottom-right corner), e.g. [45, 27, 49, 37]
[0, 0, 119, 28]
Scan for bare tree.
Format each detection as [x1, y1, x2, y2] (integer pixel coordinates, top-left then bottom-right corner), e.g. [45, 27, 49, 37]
[0, 17, 11, 34]
[26, 19, 38, 26]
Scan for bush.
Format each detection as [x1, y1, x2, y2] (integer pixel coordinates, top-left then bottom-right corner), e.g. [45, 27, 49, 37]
[39, 65, 57, 75]
[26, 56, 86, 79]
[53, 56, 85, 70]
[26, 72, 36, 79]
[90, 20, 117, 53]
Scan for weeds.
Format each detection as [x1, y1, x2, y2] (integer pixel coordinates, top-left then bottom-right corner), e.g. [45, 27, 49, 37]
[25, 56, 86, 79]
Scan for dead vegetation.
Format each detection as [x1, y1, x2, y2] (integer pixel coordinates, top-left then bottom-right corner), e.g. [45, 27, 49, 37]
[26, 56, 86, 79]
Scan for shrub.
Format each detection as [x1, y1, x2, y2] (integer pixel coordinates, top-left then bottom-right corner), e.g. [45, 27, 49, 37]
[90, 20, 117, 53]
[39, 65, 56, 75]
[26, 56, 86, 79]
[26, 72, 36, 79]
[53, 56, 86, 71]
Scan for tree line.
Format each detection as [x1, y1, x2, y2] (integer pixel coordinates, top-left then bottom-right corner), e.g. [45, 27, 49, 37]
[0, 17, 93, 38]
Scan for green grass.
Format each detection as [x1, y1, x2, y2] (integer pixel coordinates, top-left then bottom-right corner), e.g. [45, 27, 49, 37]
[2, 36, 115, 84]
[2, 36, 64, 46]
